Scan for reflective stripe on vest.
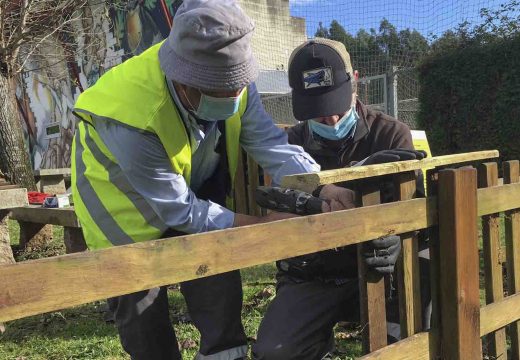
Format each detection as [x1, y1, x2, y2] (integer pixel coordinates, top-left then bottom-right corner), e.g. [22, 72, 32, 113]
[71, 41, 246, 249]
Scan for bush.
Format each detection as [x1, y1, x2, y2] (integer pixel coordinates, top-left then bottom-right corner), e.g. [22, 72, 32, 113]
[418, 34, 520, 161]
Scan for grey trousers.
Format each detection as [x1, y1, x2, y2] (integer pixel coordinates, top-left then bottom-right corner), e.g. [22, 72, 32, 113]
[252, 251, 431, 360]
[107, 270, 248, 360]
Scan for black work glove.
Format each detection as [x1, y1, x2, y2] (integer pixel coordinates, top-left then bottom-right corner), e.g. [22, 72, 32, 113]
[363, 235, 401, 274]
[255, 186, 325, 215]
[360, 149, 427, 166]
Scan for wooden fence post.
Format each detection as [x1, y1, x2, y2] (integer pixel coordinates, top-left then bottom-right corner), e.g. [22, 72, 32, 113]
[504, 160, 520, 359]
[358, 184, 387, 352]
[246, 154, 262, 216]
[234, 149, 249, 215]
[478, 162, 507, 358]
[438, 168, 481, 360]
[394, 171, 422, 338]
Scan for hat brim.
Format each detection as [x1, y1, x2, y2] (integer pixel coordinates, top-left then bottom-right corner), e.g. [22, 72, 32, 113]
[292, 82, 352, 121]
[159, 41, 258, 92]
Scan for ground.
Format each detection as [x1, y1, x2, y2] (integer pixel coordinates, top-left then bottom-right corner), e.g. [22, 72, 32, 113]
[0, 222, 362, 360]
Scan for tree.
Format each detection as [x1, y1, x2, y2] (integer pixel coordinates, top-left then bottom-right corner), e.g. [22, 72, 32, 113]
[0, 0, 92, 189]
[313, 18, 430, 76]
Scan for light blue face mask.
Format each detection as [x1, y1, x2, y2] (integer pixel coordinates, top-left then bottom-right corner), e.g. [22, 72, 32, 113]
[309, 107, 358, 140]
[195, 89, 243, 122]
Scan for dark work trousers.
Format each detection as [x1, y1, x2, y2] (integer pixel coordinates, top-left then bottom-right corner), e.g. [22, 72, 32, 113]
[107, 124, 248, 360]
[252, 248, 431, 360]
[107, 271, 248, 360]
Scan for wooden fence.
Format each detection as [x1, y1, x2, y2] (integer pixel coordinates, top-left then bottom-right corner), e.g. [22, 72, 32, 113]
[1, 150, 520, 359]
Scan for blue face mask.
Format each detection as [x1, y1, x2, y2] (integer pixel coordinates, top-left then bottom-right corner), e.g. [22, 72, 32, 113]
[309, 107, 358, 140]
[195, 89, 243, 122]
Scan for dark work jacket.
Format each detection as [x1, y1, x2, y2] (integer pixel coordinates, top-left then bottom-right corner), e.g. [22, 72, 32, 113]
[283, 99, 424, 280]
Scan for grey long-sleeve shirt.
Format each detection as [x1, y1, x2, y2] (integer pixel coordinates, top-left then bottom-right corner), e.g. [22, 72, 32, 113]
[92, 83, 319, 234]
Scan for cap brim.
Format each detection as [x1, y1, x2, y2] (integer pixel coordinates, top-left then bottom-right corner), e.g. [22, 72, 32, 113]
[292, 82, 352, 121]
[159, 41, 258, 92]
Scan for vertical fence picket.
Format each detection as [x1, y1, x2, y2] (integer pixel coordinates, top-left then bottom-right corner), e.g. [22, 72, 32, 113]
[358, 185, 388, 353]
[504, 160, 520, 359]
[438, 168, 481, 360]
[246, 153, 262, 216]
[394, 171, 422, 338]
[234, 148, 249, 215]
[478, 162, 507, 359]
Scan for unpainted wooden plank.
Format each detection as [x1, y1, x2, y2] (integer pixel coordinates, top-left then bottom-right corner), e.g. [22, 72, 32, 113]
[356, 332, 431, 360]
[233, 149, 248, 215]
[0, 197, 436, 323]
[504, 160, 520, 358]
[9, 206, 80, 228]
[358, 186, 387, 353]
[282, 150, 499, 193]
[246, 154, 262, 216]
[394, 171, 422, 338]
[478, 162, 507, 359]
[480, 293, 520, 337]
[0, 188, 28, 210]
[425, 169, 441, 359]
[438, 168, 482, 360]
[477, 182, 520, 216]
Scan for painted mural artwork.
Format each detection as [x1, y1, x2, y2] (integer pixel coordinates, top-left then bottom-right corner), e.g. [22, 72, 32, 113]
[15, 0, 183, 170]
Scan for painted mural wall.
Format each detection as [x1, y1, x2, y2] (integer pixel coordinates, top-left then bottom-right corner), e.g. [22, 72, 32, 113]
[16, 0, 305, 169]
[16, 0, 182, 170]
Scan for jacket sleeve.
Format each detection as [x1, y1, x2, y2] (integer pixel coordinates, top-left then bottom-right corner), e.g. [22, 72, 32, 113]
[92, 118, 235, 234]
[239, 83, 320, 186]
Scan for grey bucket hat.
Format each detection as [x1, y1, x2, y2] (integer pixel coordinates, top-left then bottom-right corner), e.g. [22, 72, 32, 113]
[159, 0, 259, 91]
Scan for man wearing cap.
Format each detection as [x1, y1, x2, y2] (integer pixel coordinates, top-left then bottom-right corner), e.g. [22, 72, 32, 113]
[71, 1, 355, 360]
[253, 39, 430, 359]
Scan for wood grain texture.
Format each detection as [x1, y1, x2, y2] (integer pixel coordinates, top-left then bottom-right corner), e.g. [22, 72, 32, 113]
[478, 162, 507, 359]
[358, 186, 387, 353]
[233, 149, 248, 215]
[0, 197, 436, 323]
[425, 169, 441, 359]
[9, 206, 80, 227]
[357, 332, 431, 360]
[281, 150, 499, 193]
[478, 182, 520, 216]
[0, 188, 28, 210]
[438, 168, 482, 360]
[480, 293, 520, 336]
[504, 160, 520, 358]
[246, 154, 261, 216]
[394, 171, 422, 338]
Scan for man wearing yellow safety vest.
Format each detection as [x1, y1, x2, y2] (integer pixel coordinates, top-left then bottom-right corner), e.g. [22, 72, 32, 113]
[72, 1, 355, 359]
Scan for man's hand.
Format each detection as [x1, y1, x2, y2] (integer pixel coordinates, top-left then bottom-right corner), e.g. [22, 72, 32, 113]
[318, 184, 356, 212]
[359, 149, 427, 166]
[363, 235, 401, 274]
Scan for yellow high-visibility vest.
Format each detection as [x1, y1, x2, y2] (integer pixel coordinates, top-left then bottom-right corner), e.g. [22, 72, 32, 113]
[72, 42, 246, 249]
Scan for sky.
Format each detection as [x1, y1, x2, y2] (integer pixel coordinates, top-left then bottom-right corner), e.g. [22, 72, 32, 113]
[288, 0, 513, 39]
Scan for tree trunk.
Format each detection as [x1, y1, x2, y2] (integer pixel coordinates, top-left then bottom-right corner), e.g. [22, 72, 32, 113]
[0, 73, 36, 190]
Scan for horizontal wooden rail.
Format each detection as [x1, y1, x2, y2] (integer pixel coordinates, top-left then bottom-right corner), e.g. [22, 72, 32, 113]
[357, 332, 431, 359]
[480, 293, 520, 336]
[358, 293, 520, 359]
[1, 180, 520, 323]
[281, 150, 499, 192]
[0, 197, 435, 323]
[477, 182, 520, 216]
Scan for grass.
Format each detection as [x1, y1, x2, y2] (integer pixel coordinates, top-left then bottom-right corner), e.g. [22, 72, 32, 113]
[0, 221, 362, 360]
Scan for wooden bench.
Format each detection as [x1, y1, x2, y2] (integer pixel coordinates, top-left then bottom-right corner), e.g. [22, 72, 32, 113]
[9, 206, 86, 254]
[34, 168, 71, 194]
